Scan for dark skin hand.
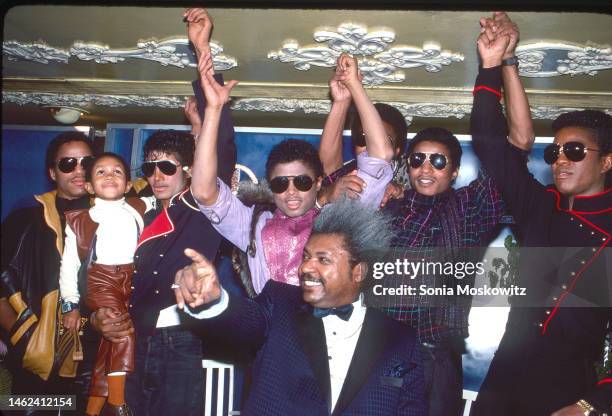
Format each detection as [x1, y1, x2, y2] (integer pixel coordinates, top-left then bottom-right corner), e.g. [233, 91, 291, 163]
[89, 307, 134, 343]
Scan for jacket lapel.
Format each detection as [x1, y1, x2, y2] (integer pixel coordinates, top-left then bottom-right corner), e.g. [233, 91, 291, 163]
[332, 308, 389, 416]
[295, 305, 332, 412]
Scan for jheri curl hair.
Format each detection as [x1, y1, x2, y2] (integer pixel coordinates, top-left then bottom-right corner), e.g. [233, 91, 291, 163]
[553, 110, 612, 187]
[312, 197, 395, 268]
[86, 152, 131, 182]
[46, 131, 92, 171]
[406, 127, 462, 169]
[143, 130, 195, 167]
[265, 139, 324, 181]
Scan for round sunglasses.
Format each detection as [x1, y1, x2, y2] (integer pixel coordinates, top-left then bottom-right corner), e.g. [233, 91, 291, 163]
[407, 152, 448, 170]
[141, 160, 182, 177]
[269, 175, 314, 194]
[56, 156, 94, 173]
[543, 141, 601, 165]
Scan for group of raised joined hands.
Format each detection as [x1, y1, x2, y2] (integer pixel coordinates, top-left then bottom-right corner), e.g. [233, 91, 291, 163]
[477, 11, 520, 67]
[92, 8, 526, 342]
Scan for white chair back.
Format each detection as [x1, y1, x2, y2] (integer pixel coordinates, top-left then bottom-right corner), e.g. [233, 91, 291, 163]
[202, 359, 240, 416]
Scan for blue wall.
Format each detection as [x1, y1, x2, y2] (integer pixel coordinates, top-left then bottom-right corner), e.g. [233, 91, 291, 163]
[1, 126, 91, 220]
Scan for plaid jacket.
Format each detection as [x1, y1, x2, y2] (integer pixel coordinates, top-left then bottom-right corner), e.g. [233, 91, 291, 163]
[383, 175, 504, 342]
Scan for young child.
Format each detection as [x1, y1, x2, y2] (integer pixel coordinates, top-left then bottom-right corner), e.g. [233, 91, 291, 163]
[59, 152, 145, 416]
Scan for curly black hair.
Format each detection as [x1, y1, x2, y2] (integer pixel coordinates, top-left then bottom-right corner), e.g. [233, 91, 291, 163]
[406, 127, 462, 169]
[552, 110, 611, 153]
[143, 130, 195, 166]
[86, 152, 131, 182]
[350, 103, 408, 156]
[45, 131, 92, 170]
[552, 110, 612, 188]
[265, 139, 324, 180]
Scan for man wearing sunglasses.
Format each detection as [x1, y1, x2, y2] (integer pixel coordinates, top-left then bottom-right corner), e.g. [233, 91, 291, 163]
[192, 50, 393, 296]
[1, 131, 100, 414]
[358, 13, 537, 416]
[471, 13, 611, 416]
[87, 9, 237, 415]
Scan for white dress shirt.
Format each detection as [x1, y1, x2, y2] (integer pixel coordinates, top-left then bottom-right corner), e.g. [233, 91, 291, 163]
[184, 291, 366, 412]
[322, 297, 367, 412]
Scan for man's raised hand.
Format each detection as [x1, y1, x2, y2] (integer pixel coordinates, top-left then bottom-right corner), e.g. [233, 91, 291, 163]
[477, 18, 510, 68]
[336, 53, 363, 90]
[197, 51, 238, 109]
[184, 8, 213, 56]
[174, 248, 221, 310]
[329, 58, 352, 103]
[492, 12, 520, 59]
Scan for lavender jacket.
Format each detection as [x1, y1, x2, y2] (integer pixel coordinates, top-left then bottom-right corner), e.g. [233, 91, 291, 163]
[197, 152, 393, 294]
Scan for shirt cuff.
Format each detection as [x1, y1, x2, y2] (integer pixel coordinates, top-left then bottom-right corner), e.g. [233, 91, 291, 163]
[476, 65, 503, 90]
[356, 151, 394, 180]
[195, 179, 230, 225]
[183, 287, 229, 319]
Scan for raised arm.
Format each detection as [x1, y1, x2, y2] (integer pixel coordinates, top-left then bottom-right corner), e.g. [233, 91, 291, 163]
[184, 97, 201, 137]
[338, 54, 393, 162]
[319, 64, 353, 175]
[472, 17, 545, 227]
[187, 8, 237, 186]
[184, 8, 213, 62]
[190, 52, 238, 206]
[484, 12, 535, 151]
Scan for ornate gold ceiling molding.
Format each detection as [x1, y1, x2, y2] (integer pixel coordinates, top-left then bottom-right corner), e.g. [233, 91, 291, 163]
[268, 23, 463, 86]
[3, 41, 70, 64]
[3, 39, 237, 71]
[517, 42, 612, 77]
[5, 77, 611, 109]
[4, 91, 610, 123]
[4, 77, 611, 120]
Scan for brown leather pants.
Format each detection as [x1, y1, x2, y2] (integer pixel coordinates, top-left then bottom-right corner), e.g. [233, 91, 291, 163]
[86, 262, 134, 397]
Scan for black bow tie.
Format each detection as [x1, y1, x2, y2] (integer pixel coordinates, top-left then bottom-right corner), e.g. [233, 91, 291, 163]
[312, 304, 354, 321]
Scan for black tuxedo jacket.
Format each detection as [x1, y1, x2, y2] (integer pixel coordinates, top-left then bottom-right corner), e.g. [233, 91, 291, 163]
[190, 281, 426, 416]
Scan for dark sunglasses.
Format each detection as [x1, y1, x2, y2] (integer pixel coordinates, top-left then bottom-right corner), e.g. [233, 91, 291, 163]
[141, 160, 181, 177]
[408, 152, 448, 170]
[56, 156, 94, 173]
[269, 175, 314, 194]
[543, 141, 600, 165]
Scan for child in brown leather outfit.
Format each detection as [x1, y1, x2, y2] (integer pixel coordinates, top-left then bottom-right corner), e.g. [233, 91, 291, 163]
[60, 152, 145, 416]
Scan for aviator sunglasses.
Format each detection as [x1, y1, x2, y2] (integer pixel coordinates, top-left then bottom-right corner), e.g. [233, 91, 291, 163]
[141, 160, 183, 177]
[269, 175, 314, 194]
[56, 156, 94, 173]
[543, 141, 600, 165]
[408, 152, 448, 170]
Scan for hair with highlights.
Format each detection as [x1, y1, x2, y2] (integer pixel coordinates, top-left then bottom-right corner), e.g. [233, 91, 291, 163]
[312, 197, 394, 269]
[143, 130, 195, 167]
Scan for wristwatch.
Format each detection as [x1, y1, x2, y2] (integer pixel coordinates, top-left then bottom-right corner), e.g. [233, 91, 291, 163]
[61, 301, 79, 314]
[576, 399, 600, 416]
[502, 56, 519, 67]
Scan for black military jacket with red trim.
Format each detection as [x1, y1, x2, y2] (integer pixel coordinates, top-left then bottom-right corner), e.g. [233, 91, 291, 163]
[471, 66, 611, 411]
[129, 74, 236, 333]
